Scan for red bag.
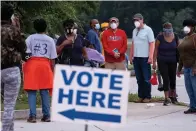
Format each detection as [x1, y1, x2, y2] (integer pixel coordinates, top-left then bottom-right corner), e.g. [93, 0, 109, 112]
[150, 72, 158, 85]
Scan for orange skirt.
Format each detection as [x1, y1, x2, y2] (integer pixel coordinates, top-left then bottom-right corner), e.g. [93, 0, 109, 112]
[23, 57, 53, 94]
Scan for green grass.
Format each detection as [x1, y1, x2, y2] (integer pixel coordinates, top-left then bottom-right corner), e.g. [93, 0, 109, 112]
[1, 90, 187, 111]
[1, 88, 42, 111]
[128, 93, 164, 103]
[128, 93, 188, 106]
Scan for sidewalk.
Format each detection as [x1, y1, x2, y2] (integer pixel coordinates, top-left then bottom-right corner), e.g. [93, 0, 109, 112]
[13, 103, 196, 131]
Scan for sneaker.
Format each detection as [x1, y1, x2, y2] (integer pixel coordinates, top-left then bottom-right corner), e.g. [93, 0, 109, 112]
[184, 108, 196, 114]
[135, 98, 143, 103]
[170, 97, 178, 104]
[41, 116, 51, 122]
[143, 99, 151, 103]
[163, 98, 171, 106]
[27, 116, 36, 123]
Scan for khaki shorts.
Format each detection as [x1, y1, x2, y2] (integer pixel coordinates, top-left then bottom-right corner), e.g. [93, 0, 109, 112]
[105, 61, 126, 70]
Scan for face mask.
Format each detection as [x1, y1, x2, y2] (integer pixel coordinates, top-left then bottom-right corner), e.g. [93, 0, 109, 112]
[183, 26, 191, 34]
[163, 28, 173, 36]
[73, 29, 77, 35]
[66, 28, 74, 34]
[134, 21, 141, 28]
[95, 24, 100, 30]
[110, 23, 117, 29]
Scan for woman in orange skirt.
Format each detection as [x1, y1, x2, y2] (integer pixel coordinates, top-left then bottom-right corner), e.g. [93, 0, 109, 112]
[23, 18, 57, 123]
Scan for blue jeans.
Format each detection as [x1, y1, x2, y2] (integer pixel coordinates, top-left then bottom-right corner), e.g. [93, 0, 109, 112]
[133, 57, 151, 99]
[184, 68, 196, 109]
[27, 89, 50, 117]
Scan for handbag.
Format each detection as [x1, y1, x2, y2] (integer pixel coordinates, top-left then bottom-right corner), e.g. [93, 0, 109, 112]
[150, 72, 158, 85]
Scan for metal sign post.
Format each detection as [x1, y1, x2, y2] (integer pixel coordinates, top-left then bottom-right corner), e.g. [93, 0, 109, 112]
[84, 124, 88, 131]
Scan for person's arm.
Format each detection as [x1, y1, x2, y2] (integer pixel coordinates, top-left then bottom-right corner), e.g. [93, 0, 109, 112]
[153, 35, 161, 64]
[129, 41, 134, 60]
[147, 28, 155, 63]
[119, 31, 127, 54]
[95, 35, 102, 53]
[102, 31, 115, 56]
[177, 57, 183, 72]
[56, 39, 72, 55]
[50, 39, 58, 71]
[82, 47, 88, 60]
[192, 35, 196, 74]
[86, 31, 96, 47]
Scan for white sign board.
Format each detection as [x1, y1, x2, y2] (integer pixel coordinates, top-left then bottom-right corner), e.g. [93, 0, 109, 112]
[51, 64, 129, 126]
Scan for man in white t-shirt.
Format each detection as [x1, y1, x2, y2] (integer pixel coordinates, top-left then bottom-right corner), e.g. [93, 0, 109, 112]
[24, 18, 57, 123]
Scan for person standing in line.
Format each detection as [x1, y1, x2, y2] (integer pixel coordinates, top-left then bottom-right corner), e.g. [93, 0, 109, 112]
[130, 13, 155, 103]
[153, 22, 179, 106]
[86, 19, 102, 53]
[23, 18, 57, 123]
[100, 22, 109, 45]
[1, 3, 27, 131]
[56, 19, 87, 65]
[102, 17, 127, 70]
[99, 22, 109, 68]
[177, 19, 196, 114]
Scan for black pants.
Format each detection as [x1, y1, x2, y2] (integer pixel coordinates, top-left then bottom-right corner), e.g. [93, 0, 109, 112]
[157, 60, 177, 91]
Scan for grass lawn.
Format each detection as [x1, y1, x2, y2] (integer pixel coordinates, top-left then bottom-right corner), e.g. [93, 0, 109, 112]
[1, 91, 187, 111]
[1, 89, 42, 111]
[128, 93, 164, 103]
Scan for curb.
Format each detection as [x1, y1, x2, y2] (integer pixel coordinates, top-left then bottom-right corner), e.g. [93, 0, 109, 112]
[1, 108, 43, 120]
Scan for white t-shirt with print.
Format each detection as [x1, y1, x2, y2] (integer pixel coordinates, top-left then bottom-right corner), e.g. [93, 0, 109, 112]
[26, 34, 57, 59]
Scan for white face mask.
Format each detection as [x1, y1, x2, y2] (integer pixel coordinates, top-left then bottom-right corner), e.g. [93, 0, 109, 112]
[110, 23, 117, 29]
[134, 21, 141, 28]
[95, 24, 100, 30]
[73, 29, 77, 35]
[183, 26, 191, 34]
[66, 28, 73, 34]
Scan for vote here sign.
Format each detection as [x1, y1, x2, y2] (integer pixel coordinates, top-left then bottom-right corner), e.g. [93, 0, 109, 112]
[51, 64, 130, 126]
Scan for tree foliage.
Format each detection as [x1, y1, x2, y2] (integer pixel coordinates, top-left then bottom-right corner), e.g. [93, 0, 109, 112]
[163, 8, 194, 36]
[1, 1, 100, 35]
[97, 1, 196, 37]
[2, 1, 196, 38]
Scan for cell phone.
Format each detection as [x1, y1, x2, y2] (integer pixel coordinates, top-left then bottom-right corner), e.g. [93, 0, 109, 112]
[113, 48, 119, 53]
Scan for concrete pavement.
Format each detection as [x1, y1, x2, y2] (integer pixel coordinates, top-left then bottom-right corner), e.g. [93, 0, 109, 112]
[13, 103, 196, 131]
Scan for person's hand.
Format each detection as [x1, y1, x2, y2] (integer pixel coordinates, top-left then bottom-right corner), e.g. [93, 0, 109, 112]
[83, 54, 88, 60]
[130, 57, 133, 65]
[192, 68, 196, 75]
[152, 62, 156, 70]
[63, 39, 73, 46]
[176, 71, 181, 77]
[114, 52, 120, 59]
[148, 57, 153, 64]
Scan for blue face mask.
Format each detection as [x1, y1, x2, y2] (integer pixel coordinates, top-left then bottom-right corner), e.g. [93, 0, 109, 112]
[95, 24, 100, 30]
[163, 28, 173, 36]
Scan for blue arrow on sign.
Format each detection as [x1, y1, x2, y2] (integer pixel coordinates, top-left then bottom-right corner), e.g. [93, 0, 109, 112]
[59, 109, 121, 123]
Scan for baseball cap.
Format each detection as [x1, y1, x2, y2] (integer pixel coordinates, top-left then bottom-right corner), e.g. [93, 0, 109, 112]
[101, 22, 109, 28]
[109, 17, 119, 23]
[133, 13, 143, 20]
